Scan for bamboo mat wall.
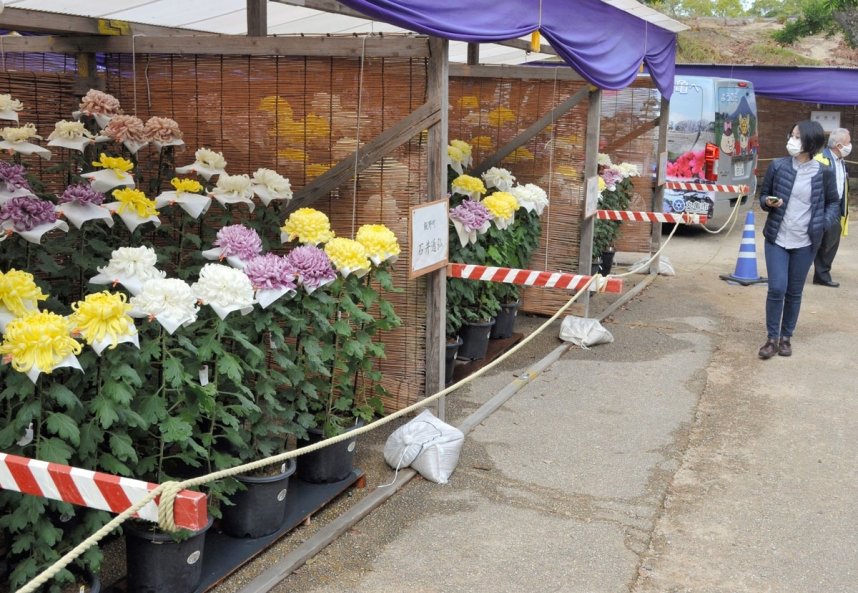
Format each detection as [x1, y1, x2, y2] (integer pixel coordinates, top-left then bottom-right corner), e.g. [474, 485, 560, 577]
[100, 54, 430, 413]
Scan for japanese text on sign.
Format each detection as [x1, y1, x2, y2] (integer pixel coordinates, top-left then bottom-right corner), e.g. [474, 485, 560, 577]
[409, 198, 449, 278]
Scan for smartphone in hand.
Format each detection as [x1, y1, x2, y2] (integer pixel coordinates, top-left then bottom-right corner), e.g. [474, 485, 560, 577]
[765, 196, 781, 207]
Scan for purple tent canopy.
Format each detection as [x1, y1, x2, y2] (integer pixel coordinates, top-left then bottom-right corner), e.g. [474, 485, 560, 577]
[676, 65, 858, 106]
[338, 0, 677, 98]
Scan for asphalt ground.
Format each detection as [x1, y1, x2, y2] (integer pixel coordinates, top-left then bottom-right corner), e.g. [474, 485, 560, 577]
[204, 213, 856, 593]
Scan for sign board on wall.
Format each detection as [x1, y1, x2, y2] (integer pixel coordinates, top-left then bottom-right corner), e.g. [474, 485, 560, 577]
[584, 175, 600, 219]
[409, 198, 449, 279]
[811, 111, 841, 132]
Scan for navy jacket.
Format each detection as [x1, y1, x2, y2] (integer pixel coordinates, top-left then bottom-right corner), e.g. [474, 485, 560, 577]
[758, 156, 840, 250]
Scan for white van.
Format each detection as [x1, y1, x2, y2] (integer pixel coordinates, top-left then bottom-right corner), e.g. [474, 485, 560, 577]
[662, 76, 759, 229]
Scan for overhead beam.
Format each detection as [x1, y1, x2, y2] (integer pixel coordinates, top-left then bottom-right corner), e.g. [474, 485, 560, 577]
[0, 7, 206, 36]
[450, 63, 584, 81]
[601, 116, 660, 155]
[471, 85, 590, 176]
[286, 98, 442, 211]
[0, 35, 431, 58]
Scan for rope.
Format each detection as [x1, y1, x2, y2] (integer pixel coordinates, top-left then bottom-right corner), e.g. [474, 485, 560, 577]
[131, 34, 146, 116]
[351, 35, 369, 237]
[544, 67, 558, 270]
[17, 272, 598, 593]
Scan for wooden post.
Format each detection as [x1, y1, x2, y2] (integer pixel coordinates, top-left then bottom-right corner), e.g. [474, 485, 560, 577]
[651, 96, 669, 275]
[579, 87, 601, 317]
[73, 52, 103, 95]
[247, 0, 268, 37]
[426, 37, 448, 419]
[467, 43, 479, 65]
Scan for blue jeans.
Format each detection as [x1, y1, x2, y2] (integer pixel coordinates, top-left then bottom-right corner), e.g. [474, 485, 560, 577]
[764, 241, 815, 339]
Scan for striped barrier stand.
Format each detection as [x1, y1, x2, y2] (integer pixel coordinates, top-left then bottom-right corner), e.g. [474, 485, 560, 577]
[447, 263, 623, 293]
[665, 181, 750, 194]
[0, 452, 208, 531]
[595, 209, 708, 225]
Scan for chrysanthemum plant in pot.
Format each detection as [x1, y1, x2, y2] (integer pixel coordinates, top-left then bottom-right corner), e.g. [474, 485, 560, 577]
[593, 154, 640, 274]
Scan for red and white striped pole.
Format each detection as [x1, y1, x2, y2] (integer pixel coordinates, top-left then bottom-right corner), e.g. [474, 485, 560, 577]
[664, 181, 750, 194]
[447, 263, 624, 293]
[595, 210, 709, 225]
[0, 452, 207, 531]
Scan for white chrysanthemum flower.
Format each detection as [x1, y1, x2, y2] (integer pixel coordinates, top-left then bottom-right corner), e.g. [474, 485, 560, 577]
[481, 167, 516, 192]
[195, 148, 226, 170]
[130, 278, 199, 334]
[510, 183, 550, 216]
[91, 246, 165, 295]
[597, 153, 613, 167]
[191, 263, 255, 319]
[211, 173, 255, 212]
[251, 168, 293, 206]
[0, 94, 24, 113]
[615, 162, 640, 178]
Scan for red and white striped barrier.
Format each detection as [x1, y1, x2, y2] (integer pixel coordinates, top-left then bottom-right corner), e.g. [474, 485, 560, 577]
[0, 452, 207, 531]
[595, 209, 708, 225]
[447, 263, 623, 293]
[665, 181, 750, 194]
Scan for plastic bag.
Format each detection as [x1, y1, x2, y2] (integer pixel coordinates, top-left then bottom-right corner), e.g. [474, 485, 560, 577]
[559, 315, 614, 348]
[628, 255, 675, 276]
[383, 409, 464, 484]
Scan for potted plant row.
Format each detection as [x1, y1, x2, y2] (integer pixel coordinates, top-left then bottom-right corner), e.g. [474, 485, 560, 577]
[0, 90, 401, 593]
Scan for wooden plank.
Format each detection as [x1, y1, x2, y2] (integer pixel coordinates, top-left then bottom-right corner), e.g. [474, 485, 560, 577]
[247, 0, 268, 37]
[425, 37, 448, 416]
[0, 7, 204, 36]
[497, 37, 557, 56]
[467, 43, 479, 65]
[73, 53, 104, 96]
[287, 99, 441, 212]
[650, 96, 670, 275]
[579, 88, 601, 317]
[0, 35, 432, 58]
[601, 116, 660, 155]
[271, 0, 368, 18]
[450, 63, 585, 82]
[471, 85, 589, 176]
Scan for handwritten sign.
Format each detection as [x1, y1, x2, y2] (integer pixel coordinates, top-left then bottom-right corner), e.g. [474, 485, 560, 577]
[811, 110, 840, 132]
[409, 198, 449, 278]
[584, 175, 600, 219]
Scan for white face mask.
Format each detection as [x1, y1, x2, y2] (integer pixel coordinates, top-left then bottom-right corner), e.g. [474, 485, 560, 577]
[839, 143, 852, 158]
[786, 137, 803, 157]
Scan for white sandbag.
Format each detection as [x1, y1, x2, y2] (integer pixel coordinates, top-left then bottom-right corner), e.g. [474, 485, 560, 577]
[559, 315, 614, 348]
[383, 409, 464, 484]
[628, 255, 675, 276]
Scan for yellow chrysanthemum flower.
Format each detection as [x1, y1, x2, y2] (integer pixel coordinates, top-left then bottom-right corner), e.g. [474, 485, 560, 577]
[356, 224, 400, 265]
[483, 192, 519, 220]
[281, 208, 335, 245]
[450, 139, 472, 158]
[113, 188, 159, 218]
[598, 177, 607, 193]
[171, 177, 203, 195]
[450, 174, 486, 198]
[69, 291, 136, 349]
[0, 269, 48, 316]
[0, 311, 82, 374]
[92, 154, 134, 178]
[324, 237, 371, 276]
[447, 145, 465, 165]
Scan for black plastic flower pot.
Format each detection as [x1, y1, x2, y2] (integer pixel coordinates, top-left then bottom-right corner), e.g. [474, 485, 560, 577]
[124, 517, 213, 593]
[599, 250, 616, 276]
[296, 420, 364, 484]
[219, 458, 297, 539]
[490, 301, 520, 340]
[457, 319, 495, 361]
[445, 336, 463, 386]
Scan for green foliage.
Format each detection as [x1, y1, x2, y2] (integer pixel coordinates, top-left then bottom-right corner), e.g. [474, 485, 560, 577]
[593, 177, 634, 259]
[772, 0, 858, 47]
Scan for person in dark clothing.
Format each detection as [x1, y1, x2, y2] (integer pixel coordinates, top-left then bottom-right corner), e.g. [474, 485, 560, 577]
[757, 120, 840, 360]
[812, 127, 851, 287]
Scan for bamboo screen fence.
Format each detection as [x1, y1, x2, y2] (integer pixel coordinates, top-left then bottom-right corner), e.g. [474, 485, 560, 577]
[448, 75, 659, 316]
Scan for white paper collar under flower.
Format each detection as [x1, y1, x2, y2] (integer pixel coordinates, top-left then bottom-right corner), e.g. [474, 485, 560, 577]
[89, 333, 140, 356]
[81, 169, 135, 194]
[152, 138, 185, 151]
[72, 110, 114, 130]
[24, 355, 83, 384]
[191, 263, 255, 319]
[129, 278, 199, 334]
[0, 94, 23, 123]
[482, 167, 516, 192]
[210, 173, 255, 212]
[154, 190, 212, 219]
[102, 201, 161, 233]
[491, 212, 515, 231]
[0, 139, 51, 160]
[255, 286, 295, 309]
[1, 219, 69, 244]
[451, 218, 490, 247]
[90, 246, 165, 296]
[251, 168, 293, 206]
[0, 185, 35, 205]
[201, 248, 252, 270]
[55, 202, 115, 230]
[175, 148, 227, 181]
[47, 121, 95, 153]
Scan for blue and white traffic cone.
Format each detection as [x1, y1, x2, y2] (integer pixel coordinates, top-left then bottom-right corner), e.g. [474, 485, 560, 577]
[719, 210, 767, 285]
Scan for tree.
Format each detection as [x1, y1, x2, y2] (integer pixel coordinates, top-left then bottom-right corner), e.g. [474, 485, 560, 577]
[771, 0, 858, 47]
[641, 0, 747, 17]
[747, 0, 803, 18]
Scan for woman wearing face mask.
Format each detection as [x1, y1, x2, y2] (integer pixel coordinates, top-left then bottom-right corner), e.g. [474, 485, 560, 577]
[757, 120, 840, 359]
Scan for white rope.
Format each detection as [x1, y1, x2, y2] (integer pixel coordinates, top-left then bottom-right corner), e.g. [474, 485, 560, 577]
[131, 34, 146, 116]
[352, 35, 369, 237]
[544, 66, 558, 270]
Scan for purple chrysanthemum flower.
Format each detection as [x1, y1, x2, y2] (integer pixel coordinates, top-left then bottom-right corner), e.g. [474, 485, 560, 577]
[0, 161, 31, 191]
[245, 253, 298, 291]
[600, 168, 623, 189]
[58, 183, 105, 206]
[286, 245, 337, 292]
[214, 224, 263, 261]
[449, 199, 491, 232]
[0, 196, 57, 231]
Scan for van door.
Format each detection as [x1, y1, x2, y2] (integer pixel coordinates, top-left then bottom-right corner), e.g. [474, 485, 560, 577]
[714, 80, 758, 198]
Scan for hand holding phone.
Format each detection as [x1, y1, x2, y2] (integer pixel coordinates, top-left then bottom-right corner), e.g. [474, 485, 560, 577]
[765, 196, 782, 208]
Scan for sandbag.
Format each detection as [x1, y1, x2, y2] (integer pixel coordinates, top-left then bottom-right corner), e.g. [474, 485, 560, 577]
[383, 409, 464, 484]
[559, 315, 614, 348]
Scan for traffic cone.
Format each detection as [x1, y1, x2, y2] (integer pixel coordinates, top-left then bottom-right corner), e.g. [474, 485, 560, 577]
[719, 210, 767, 285]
